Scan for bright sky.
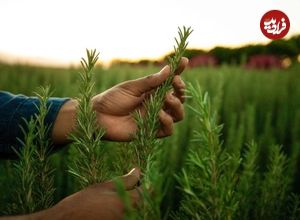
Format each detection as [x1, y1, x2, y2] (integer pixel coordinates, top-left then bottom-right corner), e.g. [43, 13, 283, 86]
[0, 0, 299, 66]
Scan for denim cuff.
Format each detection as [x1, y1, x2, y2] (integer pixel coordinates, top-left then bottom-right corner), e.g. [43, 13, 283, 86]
[0, 91, 69, 158]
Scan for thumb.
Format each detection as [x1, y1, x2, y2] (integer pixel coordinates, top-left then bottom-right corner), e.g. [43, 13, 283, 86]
[120, 167, 141, 190]
[121, 65, 171, 96]
[98, 168, 141, 191]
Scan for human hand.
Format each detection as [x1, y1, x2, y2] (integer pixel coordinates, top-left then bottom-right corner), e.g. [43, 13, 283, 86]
[13, 168, 141, 220]
[92, 57, 188, 141]
[51, 58, 188, 144]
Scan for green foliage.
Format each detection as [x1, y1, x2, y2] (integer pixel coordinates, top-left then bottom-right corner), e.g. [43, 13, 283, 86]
[132, 26, 193, 168]
[68, 49, 107, 188]
[0, 33, 300, 219]
[288, 194, 300, 220]
[177, 83, 240, 220]
[33, 87, 56, 210]
[14, 119, 38, 214]
[13, 87, 55, 214]
[235, 141, 258, 219]
[255, 144, 288, 220]
[129, 26, 193, 219]
[177, 84, 297, 220]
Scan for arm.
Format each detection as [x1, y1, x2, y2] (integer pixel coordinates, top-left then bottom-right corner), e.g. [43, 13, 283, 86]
[0, 58, 187, 154]
[1, 58, 188, 219]
[2, 168, 141, 220]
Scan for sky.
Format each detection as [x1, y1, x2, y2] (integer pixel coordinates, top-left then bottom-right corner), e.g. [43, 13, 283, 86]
[0, 0, 299, 66]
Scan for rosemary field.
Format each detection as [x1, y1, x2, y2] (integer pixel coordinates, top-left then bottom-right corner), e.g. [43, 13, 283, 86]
[0, 33, 300, 219]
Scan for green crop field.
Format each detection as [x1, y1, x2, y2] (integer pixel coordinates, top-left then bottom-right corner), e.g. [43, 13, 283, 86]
[1, 60, 300, 219]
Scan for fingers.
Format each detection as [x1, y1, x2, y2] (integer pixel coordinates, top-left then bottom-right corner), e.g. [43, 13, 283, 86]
[172, 75, 186, 103]
[119, 57, 188, 97]
[98, 168, 141, 191]
[134, 57, 188, 93]
[120, 66, 170, 96]
[174, 57, 189, 75]
[164, 93, 184, 122]
[128, 186, 143, 207]
[121, 168, 141, 190]
[172, 58, 187, 103]
[157, 110, 174, 137]
[157, 90, 185, 137]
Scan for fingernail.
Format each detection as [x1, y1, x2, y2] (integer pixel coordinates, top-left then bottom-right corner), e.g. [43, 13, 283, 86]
[128, 167, 140, 178]
[128, 168, 136, 174]
[161, 65, 170, 74]
[182, 57, 189, 64]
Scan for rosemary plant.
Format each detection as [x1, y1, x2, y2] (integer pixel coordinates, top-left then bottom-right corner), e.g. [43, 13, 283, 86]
[288, 194, 300, 220]
[176, 83, 296, 220]
[235, 141, 258, 220]
[69, 49, 106, 188]
[255, 145, 289, 220]
[14, 86, 55, 213]
[176, 83, 240, 219]
[14, 118, 38, 214]
[34, 87, 55, 210]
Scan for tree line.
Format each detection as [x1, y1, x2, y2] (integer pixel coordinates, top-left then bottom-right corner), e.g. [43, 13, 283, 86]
[170, 34, 300, 65]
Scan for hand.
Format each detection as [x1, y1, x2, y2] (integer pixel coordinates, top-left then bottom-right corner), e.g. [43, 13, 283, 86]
[5, 168, 141, 220]
[52, 58, 188, 144]
[92, 58, 188, 141]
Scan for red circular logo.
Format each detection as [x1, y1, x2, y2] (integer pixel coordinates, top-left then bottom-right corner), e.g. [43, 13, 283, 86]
[260, 10, 290, 40]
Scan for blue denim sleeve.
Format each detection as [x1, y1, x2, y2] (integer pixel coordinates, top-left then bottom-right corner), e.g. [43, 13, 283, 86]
[0, 91, 70, 158]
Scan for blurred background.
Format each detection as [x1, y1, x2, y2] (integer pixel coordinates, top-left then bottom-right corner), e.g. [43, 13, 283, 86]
[1, 0, 300, 214]
[0, 0, 299, 66]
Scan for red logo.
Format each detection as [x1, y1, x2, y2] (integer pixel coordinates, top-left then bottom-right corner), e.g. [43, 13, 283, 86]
[260, 10, 290, 40]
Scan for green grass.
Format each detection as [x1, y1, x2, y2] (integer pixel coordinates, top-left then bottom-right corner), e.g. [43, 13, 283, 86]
[0, 60, 300, 219]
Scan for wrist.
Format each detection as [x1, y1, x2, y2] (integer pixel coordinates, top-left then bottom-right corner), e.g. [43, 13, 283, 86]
[52, 99, 78, 145]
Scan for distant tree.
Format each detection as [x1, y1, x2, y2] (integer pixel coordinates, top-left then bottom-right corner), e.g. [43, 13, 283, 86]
[109, 34, 300, 67]
[290, 35, 300, 52]
[164, 49, 206, 61]
[266, 39, 298, 58]
[210, 47, 232, 64]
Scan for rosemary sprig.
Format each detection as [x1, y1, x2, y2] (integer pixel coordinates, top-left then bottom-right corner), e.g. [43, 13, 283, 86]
[133, 26, 193, 168]
[69, 49, 106, 187]
[129, 26, 193, 219]
[14, 86, 55, 213]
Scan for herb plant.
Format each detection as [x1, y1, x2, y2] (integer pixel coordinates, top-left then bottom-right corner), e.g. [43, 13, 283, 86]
[14, 87, 55, 213]
[68, 49, 107, 188]
[132, 26, 193, 168]
[126, 26, 193, 219]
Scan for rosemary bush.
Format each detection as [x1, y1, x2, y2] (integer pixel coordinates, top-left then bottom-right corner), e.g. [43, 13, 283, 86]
[177, 83, 240, 219]
[176, 83, 300, 220]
